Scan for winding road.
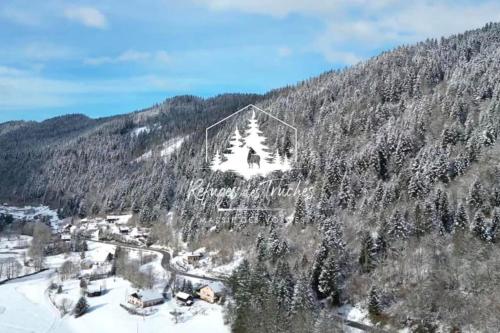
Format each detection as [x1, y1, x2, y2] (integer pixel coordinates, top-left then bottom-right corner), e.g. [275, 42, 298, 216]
[87, 239, 227, 283]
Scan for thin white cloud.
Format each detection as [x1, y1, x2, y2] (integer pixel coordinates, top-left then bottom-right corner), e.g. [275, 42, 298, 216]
[64, 6, 107, 29]
[193, 0, 347, 18]
[193, 0, 399, 18]
[84, 50, 172, 66]
[22, 42, 76, 61]
[314, 49, 363, 66]
[277, 46, 292, 57]
[0, 6, 42, 26]
[195, 0, 500, 64]
[0, 66, 193, 110]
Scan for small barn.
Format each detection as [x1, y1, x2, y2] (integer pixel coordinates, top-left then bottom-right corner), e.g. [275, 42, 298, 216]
[60, 233, 71, 242]
[185, 252, 203, 265]
[106, 215, 120, 223]
[85, 284, 103, 297]
[128, 289, 164, 308]
[176, 292, 193, 306]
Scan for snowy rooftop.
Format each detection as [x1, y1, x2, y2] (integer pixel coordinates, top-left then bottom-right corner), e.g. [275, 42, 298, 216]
[176, 292, 192, 300]
[87, 285, 101, 293]
[201, 282, 225, 294]
[134, 289, 163, 302]
[106, 214, 132, 224]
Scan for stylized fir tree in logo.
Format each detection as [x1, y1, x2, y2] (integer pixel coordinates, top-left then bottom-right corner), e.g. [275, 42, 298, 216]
[211, 111, 291, 179]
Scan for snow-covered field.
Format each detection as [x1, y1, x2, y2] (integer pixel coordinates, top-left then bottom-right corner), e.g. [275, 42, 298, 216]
[56, 277, 228, 333]
[0, 235, 33, 281]
[134, 136, 188, 162]
[0, 205, 61, 229]
[0, 270, 70, 333]
[0, 241, 229, 333]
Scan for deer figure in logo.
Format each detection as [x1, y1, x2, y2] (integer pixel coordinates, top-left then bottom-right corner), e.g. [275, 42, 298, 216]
[247, 147, 260, 169]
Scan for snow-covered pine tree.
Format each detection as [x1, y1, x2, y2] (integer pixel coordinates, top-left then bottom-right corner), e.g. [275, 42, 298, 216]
[318, 254, 342, 305]
[73, 296, 88, 318]
[454, 203, 469, 232]
[368, 286, 382, 316]
[292, 195, 306, 226]
[489, 209, 499, 242]
[473, 211, 488, 241]
[255, 233, 267, 261]
[310, 240, 329, 297]
[359, 231, 377, 273]
[389, 210, 410, 240]
[413, 202, 428, 237]
[290, 274, 315, 333]
[469, 178, 485, 210]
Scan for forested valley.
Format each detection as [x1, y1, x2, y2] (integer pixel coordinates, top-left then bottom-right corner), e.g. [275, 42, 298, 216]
[2, 22, 500, 332]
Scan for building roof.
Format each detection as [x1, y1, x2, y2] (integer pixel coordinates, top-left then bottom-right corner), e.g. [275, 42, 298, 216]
[176, 291, 192, 301]
[132, 289, 163, 302]
[107, 214, 132, 224]
[200, 282, 225, 294]
[87, 285, 101, 293]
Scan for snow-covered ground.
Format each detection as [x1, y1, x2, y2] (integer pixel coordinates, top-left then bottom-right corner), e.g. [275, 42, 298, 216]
[44, 241, 116, 270]
[0, 241, 230, 333]
[134, 136, 188, 162]
[64, 277, 227, 333]
[337, 304, 371, 333]
[0, 204, 61, 229]
[0, 235, 33, 281]
[170, 248, 244, 279]
[131, 126, 150, 136]
[0, 270, 71, 333]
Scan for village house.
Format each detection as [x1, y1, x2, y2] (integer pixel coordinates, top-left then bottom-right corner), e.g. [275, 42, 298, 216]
[85, 284, 103, 297]
[80, 258, 94, 270]
[119, 226, 130, 234]
[175, 291, 193, 306]
[131, 227, 150, 239]
[184, 250, 204, 265]
[128, 289, 164, 308]
[198, 283, 225, 304]
[60, 233, 71, 242]
[107, 214, 132, 225]
[106, 215, 120, 223]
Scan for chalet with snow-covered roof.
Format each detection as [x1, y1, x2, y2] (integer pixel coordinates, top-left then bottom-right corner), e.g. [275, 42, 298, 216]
[128, 289, 164, 308]
[106, 215, 120, 223]
[85, 284, 103, 297]
[184, 249, 205, 265]
[106, 214, 132, 225]
[198, 283, 225, 303]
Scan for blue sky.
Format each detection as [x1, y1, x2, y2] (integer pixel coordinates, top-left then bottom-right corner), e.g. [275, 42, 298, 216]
[1, 0, 500, 123]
